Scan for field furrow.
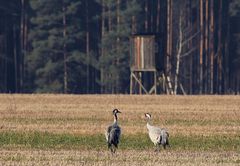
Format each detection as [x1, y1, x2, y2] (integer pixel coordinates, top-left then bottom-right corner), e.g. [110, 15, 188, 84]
[0, 94, 239, 165]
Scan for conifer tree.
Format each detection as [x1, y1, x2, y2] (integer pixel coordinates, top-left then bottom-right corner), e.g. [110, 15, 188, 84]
[98, 0, 141, 93]
[27, 0, 85, 93]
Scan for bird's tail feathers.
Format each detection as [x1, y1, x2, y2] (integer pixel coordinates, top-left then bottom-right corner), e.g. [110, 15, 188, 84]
[160, 130, 169, 145]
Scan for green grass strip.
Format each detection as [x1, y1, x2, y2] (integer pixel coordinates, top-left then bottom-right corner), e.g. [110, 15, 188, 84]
[0, 131, 239, 151]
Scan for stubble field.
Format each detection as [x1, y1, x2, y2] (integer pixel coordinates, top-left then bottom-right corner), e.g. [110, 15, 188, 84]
[0, 94, 239, 165]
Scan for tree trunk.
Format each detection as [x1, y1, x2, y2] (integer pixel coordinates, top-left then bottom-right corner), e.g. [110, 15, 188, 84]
[108, 3, 112, 31]
[20, 0, 25, 92]
[131, 15, 136, 34]
[217, 0, 222, 93]
[101, 0, 105, 93]
[199, 0, 204, 94]
[209, 0, 214, 94]
[223, 0, 230, 93]
[174, 14, 183, 94]
[204, 0, 209, 93]
[166, 0, 172, 77]
[150, 0, 154, 32]
[156, 0, 160, 32]
[188, 0, 193, 94]
[107, 2, 112, 93]
[116, 0, 120, 93]
[86, 0, 90, 93]
[62, 4, 68, 93]
[169, 0, 172, 76]
[0, 35, 5, 91]
[13, 24, 18, 93]
[145, 0, 148, 32]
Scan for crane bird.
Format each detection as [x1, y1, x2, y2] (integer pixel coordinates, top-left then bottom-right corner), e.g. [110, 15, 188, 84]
[145, 113, 170, 151]
[105, 109, 121, 154]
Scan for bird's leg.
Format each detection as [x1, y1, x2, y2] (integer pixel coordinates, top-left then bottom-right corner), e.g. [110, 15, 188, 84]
[108, 144, 114, 154]
[113, 147, 116, 154]
[163, 144, 166, 149]
[111, 144, 117, 154]
[154, 144, 160, 152]
[154, 144, 157, 152]
[162, 141, 171, 150]
[110, 147, 114, 154]
[166, 140, 171, 148]
[110, 147, 118, 156]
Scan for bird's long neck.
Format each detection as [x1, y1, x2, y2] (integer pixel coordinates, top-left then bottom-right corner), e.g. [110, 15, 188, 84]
[146, 118, 152, 129]
[113, 113, 118, 124]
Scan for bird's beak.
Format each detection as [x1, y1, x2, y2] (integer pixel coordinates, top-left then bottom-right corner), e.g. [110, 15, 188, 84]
[118, 111, 122, 113]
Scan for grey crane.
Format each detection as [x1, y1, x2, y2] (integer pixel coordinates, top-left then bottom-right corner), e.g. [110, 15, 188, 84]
[105, 109, 121, 154]
[145, 113, 170, 151]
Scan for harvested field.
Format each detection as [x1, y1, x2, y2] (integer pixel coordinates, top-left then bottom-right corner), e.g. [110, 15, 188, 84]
[0, 94, 239, 165]
[0, 149, 239, 166]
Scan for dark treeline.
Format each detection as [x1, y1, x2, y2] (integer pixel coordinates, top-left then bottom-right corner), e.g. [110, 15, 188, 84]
[0, 0, 239, 94]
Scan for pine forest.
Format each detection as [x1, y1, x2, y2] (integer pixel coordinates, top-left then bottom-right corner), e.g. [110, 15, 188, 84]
[0, 0, 240, 94]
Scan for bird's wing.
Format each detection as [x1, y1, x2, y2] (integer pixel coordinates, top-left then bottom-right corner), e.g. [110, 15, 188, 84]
[160, 129, 169, 144]
[161, 128, 169, 136]
[109, 126, 121, 144]
[148, 125, 163, 144]
[151, 126, 162, 135]
[105, 125, 112, 142]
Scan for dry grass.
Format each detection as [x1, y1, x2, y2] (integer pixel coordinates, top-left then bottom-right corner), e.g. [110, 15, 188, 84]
[0, 94, 239, 136]
[0, 149, 239, 166]
[0, 94, 240, 165]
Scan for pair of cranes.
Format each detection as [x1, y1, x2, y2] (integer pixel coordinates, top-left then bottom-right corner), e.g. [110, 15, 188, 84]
[105, 109, 170, 154]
